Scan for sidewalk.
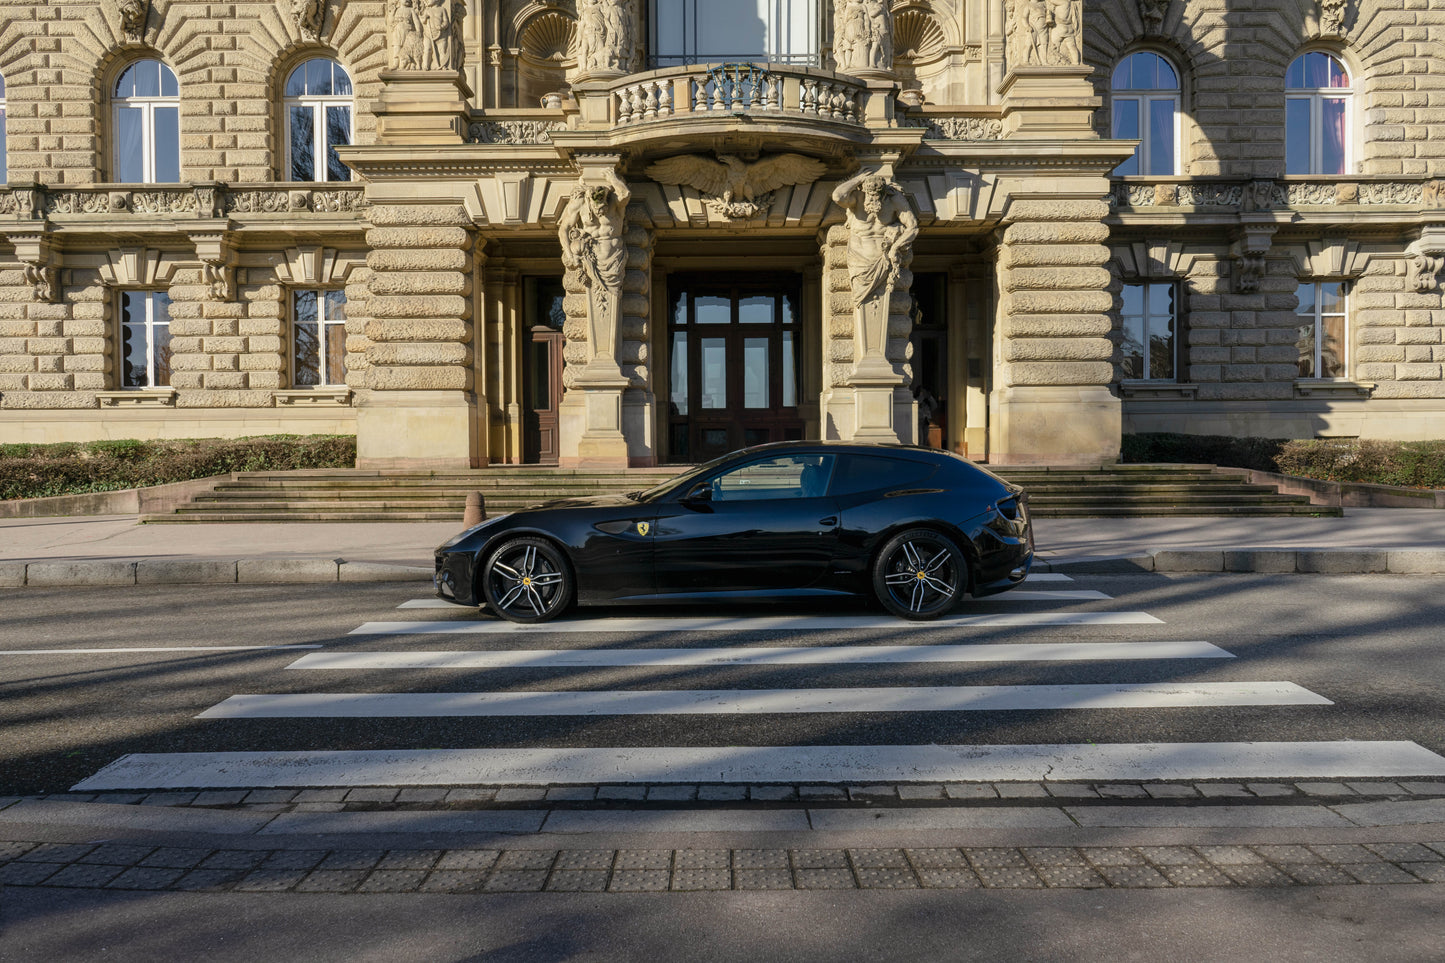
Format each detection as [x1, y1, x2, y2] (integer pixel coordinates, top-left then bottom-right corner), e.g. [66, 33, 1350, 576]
[2, 507, 1445, 585]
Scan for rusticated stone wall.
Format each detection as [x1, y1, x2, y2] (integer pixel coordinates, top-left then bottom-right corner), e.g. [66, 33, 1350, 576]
[0, 266, 109, 409]
[1355, 259, 1445, 397]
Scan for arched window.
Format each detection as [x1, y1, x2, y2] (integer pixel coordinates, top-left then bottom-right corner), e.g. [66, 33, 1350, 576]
[649, 0, 819, 68]
[284, 59, 352, 182]
[1111, 52, 1180, 176]
[114, 60, 180, 183]
[0, 72, 8, 183]
[1286, 52, 1350, 175]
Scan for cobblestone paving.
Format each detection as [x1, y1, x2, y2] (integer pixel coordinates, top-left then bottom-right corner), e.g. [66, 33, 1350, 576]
[3, 840, 1444, 894]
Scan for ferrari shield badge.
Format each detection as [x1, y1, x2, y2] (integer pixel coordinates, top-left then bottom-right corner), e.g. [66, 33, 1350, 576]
[636, 521, 650, 536]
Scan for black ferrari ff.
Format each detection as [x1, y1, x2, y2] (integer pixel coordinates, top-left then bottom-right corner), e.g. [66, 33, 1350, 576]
[434, 442, 1033, 623]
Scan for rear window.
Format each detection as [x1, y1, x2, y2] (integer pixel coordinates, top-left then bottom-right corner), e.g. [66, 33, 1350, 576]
[829, 454, 936, 496]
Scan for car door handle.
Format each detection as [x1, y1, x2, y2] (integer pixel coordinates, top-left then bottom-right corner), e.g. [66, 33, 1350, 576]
[819, 516, 838, 527]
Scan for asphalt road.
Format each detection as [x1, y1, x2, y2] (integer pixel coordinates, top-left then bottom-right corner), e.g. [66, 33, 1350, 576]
[3, 574, 1444, 796]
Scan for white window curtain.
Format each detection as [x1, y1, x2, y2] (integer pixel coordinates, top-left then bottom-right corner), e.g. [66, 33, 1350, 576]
[1111, 52, 1180, 176]
[113, 61, 180, 183]
[1286, 53, 1351, 175]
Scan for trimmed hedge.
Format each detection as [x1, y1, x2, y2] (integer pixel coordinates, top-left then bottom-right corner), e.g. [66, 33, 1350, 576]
[1122, 433, 1445, 489]
[0, 435, 357, 501]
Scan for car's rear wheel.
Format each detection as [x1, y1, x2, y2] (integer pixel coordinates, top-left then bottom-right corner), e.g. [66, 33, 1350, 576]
[871, 528, 967, 621]
[481, 537, 574, 624]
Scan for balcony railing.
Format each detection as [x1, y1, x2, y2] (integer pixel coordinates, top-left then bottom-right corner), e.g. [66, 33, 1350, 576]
[612, 63, 865, 127]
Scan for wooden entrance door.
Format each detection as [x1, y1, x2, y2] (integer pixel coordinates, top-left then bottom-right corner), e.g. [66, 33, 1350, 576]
[523, 278, 566, 465]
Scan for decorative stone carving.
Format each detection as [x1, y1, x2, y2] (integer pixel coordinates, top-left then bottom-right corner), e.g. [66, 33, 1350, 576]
[902, 116, 1005, 140]
[1139, 0, 1168, 36]
[387, 0, 465, 71]
[831, 170, 918, 379]
[576, 0, 635, 75]
[834, 0, 893, 75]
[1320, 0, 1347, 35]
[1230, 227, 1275, 294]
[644, 152, 826, 220]
[291, 0, 326, 40]
[1240, 179, 1277, 213]
[0, 192, 16, 215]
[226, 190, 292, 213]
[1409, 253, 1443, 293]
[467, 120, 566, 145]
[47, 191, 110, 214]
[312, 189, 363, 212]
[203, 262, 235, 301]
[119, 0, 149, 43]
[1358, 181, 1422, 205]
[558, 169, 631, 378]
[22, 263, 57, 303]
[131, 191, 199, 215]
[1005, 0, 1081, 68]
[1424, 180, 1445, 208]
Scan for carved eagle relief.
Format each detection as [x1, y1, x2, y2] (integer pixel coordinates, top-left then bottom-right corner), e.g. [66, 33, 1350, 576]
[644, 152, 827, 218]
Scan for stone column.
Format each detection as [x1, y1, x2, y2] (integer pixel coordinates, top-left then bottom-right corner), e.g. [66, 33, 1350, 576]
[990, 196, 1119, 464]
[358, 204, 478, 469]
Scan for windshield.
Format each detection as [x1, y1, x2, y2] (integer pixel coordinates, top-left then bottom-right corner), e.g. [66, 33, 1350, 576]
[633, 451, 741, 502]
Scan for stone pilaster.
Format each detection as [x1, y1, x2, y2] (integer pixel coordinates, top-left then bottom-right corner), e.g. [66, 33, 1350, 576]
[358, 204, 479, 469]
[991, 196, 1120, 464]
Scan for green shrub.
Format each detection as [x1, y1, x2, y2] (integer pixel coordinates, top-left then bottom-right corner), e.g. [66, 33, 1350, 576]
[0, 435, 357, 501]
[1123, 433, 1445, 489]
[1120, 433, 1285, 472]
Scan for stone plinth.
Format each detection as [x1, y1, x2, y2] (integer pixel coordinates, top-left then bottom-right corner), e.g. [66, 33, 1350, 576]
[999, 66, 1101, 140]
[989, 385, 1120, 465]
[356, 390, 478, 469]
[373, 71, 473, 145]
[559, 378, 629, 467]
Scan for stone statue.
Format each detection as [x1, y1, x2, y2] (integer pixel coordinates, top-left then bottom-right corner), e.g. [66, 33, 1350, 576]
[831, 171, 918, 371]
[1139, 0, 1168, 36]
[388, 0, 424, 69]
[387, 0, 464, 71]
[1006, 0, 1082, 68]
[558, 169, 632, 371]
[834, 0, 893, 74]
[644, 152, 826, 219]
[291, 0, 325, 39]
[119, 0, 148, 42]
[1047, 0, 1081, 65]
[577, 0, 634, 74]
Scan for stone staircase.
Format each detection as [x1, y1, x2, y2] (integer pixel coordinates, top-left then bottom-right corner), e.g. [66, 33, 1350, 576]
[139, 463, 1339, 522]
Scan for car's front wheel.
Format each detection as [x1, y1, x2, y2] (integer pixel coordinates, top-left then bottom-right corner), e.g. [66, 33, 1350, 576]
[871, 528, 967, 621]
[481, 537, 574, 623]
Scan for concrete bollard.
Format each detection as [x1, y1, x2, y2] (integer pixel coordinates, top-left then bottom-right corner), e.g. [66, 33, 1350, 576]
[463, 491, 486, 527]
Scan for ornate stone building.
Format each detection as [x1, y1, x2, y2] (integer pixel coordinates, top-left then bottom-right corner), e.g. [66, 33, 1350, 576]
[0, 0, 1441, 468]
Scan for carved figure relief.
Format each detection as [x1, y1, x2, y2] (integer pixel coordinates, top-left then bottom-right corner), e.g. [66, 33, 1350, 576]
[834, 0, 893, 74]
[558, 170, 631, 373]
[1241, 179, 1277, 213]
[291, 0, 326, 40]
[577, 0, 635, 75]
[119, 0, 149, 43]
[831, 171, 918, 372]
[1139, 0, 1168, 36]
[1320, 0, 1347, 35]
[1005, 0, 1082, 68]
[644, 152, 826, 220]
[387, 0, 465, 71]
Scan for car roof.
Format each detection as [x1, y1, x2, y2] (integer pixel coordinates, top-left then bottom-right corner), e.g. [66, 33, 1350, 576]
[734, 440, 953, 461]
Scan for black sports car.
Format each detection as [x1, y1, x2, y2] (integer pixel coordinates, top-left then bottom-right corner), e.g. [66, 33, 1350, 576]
[434, 442, 1033, 623]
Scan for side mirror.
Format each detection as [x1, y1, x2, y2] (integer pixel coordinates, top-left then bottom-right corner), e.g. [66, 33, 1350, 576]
[682, 482, 713, 504]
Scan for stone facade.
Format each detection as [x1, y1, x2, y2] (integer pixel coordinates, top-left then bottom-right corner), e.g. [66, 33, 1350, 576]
[0, 0, 1441, 465]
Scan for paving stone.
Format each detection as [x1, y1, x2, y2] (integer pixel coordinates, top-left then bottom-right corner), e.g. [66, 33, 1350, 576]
[494, 787, 546, 802]
[615, 850, 671, 870]
[80, 845, 154, 866]
[1295, 782, 1351, 796]
[794, 868, 855, 889]
[645, 785, 697, 802]
[1, 862, 65, 885]
[897, 784, 945, 800]
[555, 850, 616, 871]
[396, 788, 450, 803]
[1308, 844, 1383, 864]
[1143, 784, 1198, 799]
[849, 848, 908, 869]
[1161, 865, 1233, 887]
[319, 851, 383, 871]
[1344, 863, 1422, 885]
[906, 848, 969, 869]
[483, 870, 547, 892]
[92, 794, 145, 805]
[1097, 865, 1169, 888]
[792, 849, 850, 869]
[543, 786, 596, 802]
[173, 869, 245, 891]
[20, 844, 96, 863]
[495, 850, 557, 871]
[548, 871, 610, 892]
[436, 850, 500, 871]
[1221, 865, 1297, 887]
[1036, 865, 1106, 888]
[734, 868, 793, 890]
[359, 870, 427, 892]
[1426, 842, 1445, 858]
[674, 849, 729, 870]
[974, 866, 1044, 888]
[848, 784, 897, 800]
[1199, 845, 1267, 865]
[1044, 783, 1099, 798]
[1284, 865, 1357, 886]
[1399, 783, 1445, 796]
[1254, 845, 1321, 864]
[242, 803, 290, 813]
[1195, 783, 1251, 798]
[379, 850, 441, 871]
[294, 802, 346, 812]
[917, 868, 982, 888]
[798, 785, 847, 800]
[242, 790, 296, 804]
[856, 867, 919, 888]
[345, 788, 400, 804]
[261, 850, 326, 871]
[944, 784, 997, 799]
[0, 842, 36, 860]
[1021, 847, 1087, 868]
[749, 786, 798, 801]
[1096, 784, 1148, 798]
[444, 787, 498, 803]
[140, 848, 211, 869]
[1365, 843, 1441, 862]
[106, 867, 185, 890]
[995, 782, 1048, 798]
[419, 871, 486, 892]
[595, 785, 647, 801]
[609, 870, 670, 891]
[200, 850, 267, 871]
[1401, 862, 1445, 882]
[1082, 848, 1146, 868]
[234, 870, 307, 892]
[1247, 783, 1297, 797]
[734, 849, 789, 869]
[192, 791, 248, 806]
[43, 864, 125, 888]
[1346, 782, 1402, 796]
[294, 789, 349, 803]
[296, 870, 367, 893]
[1137, 846, 1207, 867]
[965, 848, 1029, 868]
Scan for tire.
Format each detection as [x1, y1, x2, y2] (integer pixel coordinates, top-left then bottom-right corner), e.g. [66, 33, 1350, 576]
[480, 537, 574, 624]
[871, 528, 967, 621]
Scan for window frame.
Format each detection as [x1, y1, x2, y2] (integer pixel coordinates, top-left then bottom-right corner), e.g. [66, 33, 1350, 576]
[647, 0, 821, 68]
[119, 290, 173, 389]
[1285, 51, 1352, 176]
[1110, 51, 1182, 177]
[290, 288, 349, 388]
[1119, 281, 1181, 382]
[281, 58, 354, 183]
[1295, 280, 1350, 380]
[112, 59, 181, 184]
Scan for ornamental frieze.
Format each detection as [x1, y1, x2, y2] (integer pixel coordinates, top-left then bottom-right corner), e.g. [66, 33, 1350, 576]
[467, 120, 567, 145]
[1115, 180, 1427, 210]
[130, 191, 199, 215]
[226, 190, 294, 214]
[901, 116, 1005, 141]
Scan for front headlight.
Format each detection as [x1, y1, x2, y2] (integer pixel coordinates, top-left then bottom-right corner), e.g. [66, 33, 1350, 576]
[435, 512, 514, 552]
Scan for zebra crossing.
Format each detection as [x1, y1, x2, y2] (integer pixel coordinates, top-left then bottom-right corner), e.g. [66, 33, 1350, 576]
[72, 573, 1445, 791]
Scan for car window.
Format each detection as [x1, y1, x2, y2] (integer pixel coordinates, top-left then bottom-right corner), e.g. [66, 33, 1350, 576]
[709, 453, 836, 501]
[829, 453, 936, 496]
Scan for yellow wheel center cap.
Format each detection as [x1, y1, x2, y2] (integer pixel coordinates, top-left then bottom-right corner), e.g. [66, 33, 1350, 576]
[522, 577, 532, 586]
[915, 571, 927, 580]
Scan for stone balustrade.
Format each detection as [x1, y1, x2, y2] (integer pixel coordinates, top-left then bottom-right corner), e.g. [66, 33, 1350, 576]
[612, 63, 865, 127]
